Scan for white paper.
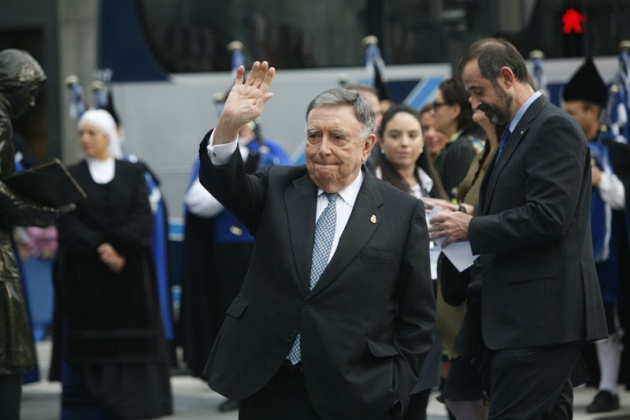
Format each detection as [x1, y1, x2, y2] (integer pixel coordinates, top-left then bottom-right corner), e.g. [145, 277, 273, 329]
[428, 206, 479, 272]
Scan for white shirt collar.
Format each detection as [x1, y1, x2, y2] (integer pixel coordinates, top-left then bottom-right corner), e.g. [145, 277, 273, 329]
[86, 157, 115, 184]
[317, 169, 364, 208]
[509, 91, 542, 133]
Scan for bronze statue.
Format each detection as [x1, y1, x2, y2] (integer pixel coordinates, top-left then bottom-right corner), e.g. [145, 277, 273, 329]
[0, 48, 56, 419]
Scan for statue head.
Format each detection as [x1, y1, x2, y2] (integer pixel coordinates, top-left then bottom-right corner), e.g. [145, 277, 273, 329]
[0, 49, 47, 118]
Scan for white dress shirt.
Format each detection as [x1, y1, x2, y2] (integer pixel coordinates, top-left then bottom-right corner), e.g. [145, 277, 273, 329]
[187, 139, 253, 217]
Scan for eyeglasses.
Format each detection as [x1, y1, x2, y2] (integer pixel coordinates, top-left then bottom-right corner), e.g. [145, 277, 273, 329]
[432, 101, 450, 110]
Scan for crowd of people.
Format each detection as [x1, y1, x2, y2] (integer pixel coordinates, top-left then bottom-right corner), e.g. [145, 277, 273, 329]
[2, 35, 630, 420]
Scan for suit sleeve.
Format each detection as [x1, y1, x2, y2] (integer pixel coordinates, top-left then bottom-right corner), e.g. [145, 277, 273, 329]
[198, 130, 268, 235]
[469, 115, 588, 254]
[394, 199, 436, 402]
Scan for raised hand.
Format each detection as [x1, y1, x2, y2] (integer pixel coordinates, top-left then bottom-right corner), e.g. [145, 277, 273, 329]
[214, 61, 275, 144]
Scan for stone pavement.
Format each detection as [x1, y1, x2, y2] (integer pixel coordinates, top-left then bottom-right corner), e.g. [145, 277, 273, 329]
[20, 340, 630, 419]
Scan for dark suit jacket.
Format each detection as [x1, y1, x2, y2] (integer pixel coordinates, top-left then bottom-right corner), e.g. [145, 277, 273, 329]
[198, 132, 435, 419]
[468, 95, 607, 350]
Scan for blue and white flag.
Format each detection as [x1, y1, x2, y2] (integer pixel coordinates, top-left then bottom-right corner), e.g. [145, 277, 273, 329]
[92, 68, 113, 109]
[66, 77, 88, 120]
[92, 84, 107, 109]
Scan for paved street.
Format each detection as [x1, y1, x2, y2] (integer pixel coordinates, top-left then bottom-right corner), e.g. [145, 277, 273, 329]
[20, 340, 630, 419]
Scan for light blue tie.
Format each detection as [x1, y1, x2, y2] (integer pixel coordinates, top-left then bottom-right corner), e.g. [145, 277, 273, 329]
[287, 193, 338, 364]
[496, 128, 511, 161]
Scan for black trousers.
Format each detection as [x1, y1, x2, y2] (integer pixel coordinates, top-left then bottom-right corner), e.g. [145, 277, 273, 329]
[488, 341, 583, 419]
[239, 363, 322, 420]
[403, 388, 431, 420]
[0, 374, 22, 420]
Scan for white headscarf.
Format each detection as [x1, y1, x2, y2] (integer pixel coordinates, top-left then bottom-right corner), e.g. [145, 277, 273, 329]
[78, 109, 123, 159]
[78, 109, 123, 184]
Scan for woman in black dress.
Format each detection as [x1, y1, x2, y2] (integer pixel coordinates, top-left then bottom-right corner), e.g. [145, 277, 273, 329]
[53, 109, 173, 419]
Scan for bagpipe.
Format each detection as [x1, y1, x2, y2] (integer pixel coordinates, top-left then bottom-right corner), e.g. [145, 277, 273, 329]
[64, 75, 89, 120]
[361, 35, 392, 103]
[64, 68, 116, 123]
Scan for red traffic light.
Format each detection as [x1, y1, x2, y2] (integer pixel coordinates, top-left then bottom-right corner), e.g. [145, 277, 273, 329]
[562, 8, 586, 34]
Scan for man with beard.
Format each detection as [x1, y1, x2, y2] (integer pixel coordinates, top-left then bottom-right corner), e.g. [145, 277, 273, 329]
[429, 38, 608, 418]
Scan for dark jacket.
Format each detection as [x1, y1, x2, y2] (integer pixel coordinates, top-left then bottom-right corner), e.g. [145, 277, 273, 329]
[469, 95, 607, 349]
[198, 131, 436, 419]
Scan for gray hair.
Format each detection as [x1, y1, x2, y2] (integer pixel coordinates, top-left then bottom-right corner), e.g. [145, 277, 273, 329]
[306, 88, 376, 139]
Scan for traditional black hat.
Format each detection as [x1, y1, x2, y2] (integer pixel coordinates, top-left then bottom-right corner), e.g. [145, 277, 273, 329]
[562, 57, 607, 106]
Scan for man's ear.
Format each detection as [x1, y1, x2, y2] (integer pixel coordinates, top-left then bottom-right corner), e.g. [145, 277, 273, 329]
[363, 134, 377, 162]
[498, 66, 515, 89]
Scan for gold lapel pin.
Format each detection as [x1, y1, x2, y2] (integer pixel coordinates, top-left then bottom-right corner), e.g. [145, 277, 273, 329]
[229, 226, 243, 236]
[370, 215, 377, 224]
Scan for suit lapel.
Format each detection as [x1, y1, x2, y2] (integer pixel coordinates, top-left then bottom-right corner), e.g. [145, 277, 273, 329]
[285, 173, 318, 295]
[310, 171, 383, 296]
[483, 95, 546, 210]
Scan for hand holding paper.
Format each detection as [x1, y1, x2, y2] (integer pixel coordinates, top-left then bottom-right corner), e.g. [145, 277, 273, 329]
[428, 205, 471, 245]
[428, 206, 478, 272]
